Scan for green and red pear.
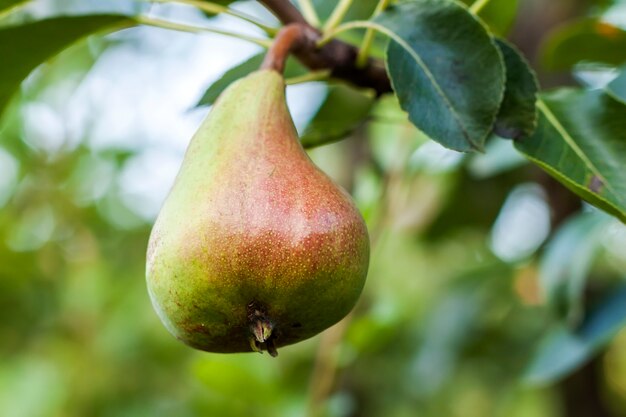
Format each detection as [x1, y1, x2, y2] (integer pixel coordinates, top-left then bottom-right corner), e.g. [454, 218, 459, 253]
[146, 67, 369, 356]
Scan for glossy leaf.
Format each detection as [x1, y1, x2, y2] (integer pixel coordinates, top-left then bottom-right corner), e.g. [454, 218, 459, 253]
[0, 14, 134, 117]
[300, 84, 374, 148]
[514, 89, 626, 223]
[540, 211, 613, 325]
[375, 0, 505, 152]
[493, 39, 539, 139]
[607, 66, 626, 104]
[541, 20, 626, 70]
[525, 283, 626, 385]
[196, 53, 307, 107]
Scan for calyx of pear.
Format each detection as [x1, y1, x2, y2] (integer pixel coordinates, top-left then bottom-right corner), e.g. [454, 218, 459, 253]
[146, 26, 370, 356]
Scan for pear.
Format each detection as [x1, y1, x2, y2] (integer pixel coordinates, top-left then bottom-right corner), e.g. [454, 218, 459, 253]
[146, 69, 369, 356]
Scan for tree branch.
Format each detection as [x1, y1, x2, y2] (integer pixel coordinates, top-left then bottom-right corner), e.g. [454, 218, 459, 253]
[258, 0, 392, 95]
[258, 0, 308, 25]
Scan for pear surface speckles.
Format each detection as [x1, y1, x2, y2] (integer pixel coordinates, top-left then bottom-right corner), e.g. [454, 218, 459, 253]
[146, 70, 369, 355]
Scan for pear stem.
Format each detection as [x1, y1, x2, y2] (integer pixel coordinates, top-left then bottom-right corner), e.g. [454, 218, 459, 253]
[261, 23, 318, 74]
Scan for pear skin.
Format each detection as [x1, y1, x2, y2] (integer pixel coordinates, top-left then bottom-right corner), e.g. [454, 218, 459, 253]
[146, 70, 369, 355]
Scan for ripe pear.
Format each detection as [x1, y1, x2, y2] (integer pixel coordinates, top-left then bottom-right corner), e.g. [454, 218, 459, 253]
[146, 69, 369, 356]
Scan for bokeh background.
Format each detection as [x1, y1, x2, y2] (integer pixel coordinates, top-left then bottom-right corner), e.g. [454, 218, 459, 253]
[2, 0, 626, 416]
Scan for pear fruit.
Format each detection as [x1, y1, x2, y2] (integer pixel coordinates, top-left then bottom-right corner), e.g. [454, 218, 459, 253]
[146, 69, 369, 356]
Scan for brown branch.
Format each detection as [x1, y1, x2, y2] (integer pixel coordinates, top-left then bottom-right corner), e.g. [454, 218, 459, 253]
[257, 0, 392, 95]
[257, 0, 308, 25]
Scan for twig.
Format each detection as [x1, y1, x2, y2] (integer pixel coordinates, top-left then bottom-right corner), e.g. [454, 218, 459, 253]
[356, 0, 391, 67]
[297, 0, 321, 27]
[323, 0, 354, 33]
[285, 70, 331, 85]
[150, 0, 278, 35]
[137, 16, 272, 47]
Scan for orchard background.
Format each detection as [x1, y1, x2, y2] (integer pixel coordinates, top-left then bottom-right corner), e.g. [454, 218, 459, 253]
[1, 0, 626, 416]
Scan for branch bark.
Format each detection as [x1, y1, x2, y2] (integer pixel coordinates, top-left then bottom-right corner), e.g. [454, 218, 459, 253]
[257, 0, 392, 95]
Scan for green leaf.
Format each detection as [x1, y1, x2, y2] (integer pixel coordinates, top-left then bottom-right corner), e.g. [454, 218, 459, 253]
[474, 0, 519, 36]
[460, 0, 520, 35]
[514, 89, 626, 223]
[0, 14, 135, 117]
[493, 39, 539, 139]
[196, 54, 264, 107]
[374, 0, 505, 152]
[312, 0, 378, 22]
[300, 84, 374, 148]
[541, 20, 626, 70]
[0, 0, 28, 13]
[607, 66, 626, 104]
[540, 211, 613, 325]
[525, 283, 626, 385]
[196, 53, 308, 107]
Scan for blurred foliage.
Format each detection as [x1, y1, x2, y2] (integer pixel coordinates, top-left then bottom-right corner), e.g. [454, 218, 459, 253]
[460, 0, 520, 35]
[540, 20, 626, 70]
[1, 1, 626, 417]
